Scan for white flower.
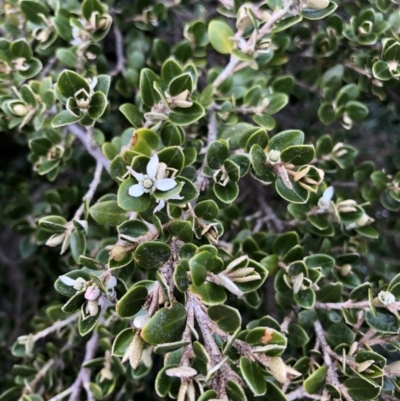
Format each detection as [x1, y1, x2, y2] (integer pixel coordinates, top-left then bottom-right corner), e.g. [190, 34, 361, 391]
[317, 186, 334, 212]
[127, 154, 178, 197]
[127, 154, 184, 213]
[59, 275, 86, 291]
[378, 290, 395, 305]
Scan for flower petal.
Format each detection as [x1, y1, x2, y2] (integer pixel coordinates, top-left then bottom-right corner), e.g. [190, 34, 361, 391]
[128, 184, 145, 197]
[59, 275, 76, 287]
[126, 166, 144, 182]
[155, 178, 177, 191]
[322, 185, 334, 201]
[147, 154, 159, 178]
[153, 199, 165, 214]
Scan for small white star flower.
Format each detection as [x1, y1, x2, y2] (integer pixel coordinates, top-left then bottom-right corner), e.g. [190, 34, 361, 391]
[317, 186, 334, 212]
[127, 154, 177, 197]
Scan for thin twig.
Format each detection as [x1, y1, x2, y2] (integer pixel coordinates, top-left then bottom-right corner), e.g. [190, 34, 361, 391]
[68, 328, 100, 401]
[314, 300, 400, 311]
[110, 22, 126, 76]
[73, 161, 103, 220]
[69, 125, 110, 173]
[31, 313, 79, 343]
[212, 3, 291, 88]
[314, 320, 354, 401]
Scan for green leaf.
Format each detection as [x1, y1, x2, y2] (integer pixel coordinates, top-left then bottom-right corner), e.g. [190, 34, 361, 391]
[169, 220, 193, 242]
[345, 101, 368, 122]
[302, 2, 338, 20]
[18, 58, 42, 79]
[140, 68, 160, 108]
[10, 39, 33, 61]
[130, 129, 160, 156]
[30, 138, 52, 156]
[116, 285, 148, 317]
[134, 241, 171, 269]
[240, 356, 266, 396]
[213, 181, 239, 204]
[327, 323, 355, 347]
[226, 381, 247, 401]
[272, 15, 302, 33]
[190, 251, 211, 286]
[90, 201, 128, 226]
[117, 178, 151, 212]
[275, 178, 309, 204]
[288, 324, 309, 347]
[169, 102, 205, 125]
[281, 145, 315, 166]
[372, 61, 392, 81]
[161, 59, 183, 83]
[51, 110, 82, 128]
[70, 229, 86, 264]
[190, 282, 227, 305]
[207, 140, 229, 169]
[269, 130, 304, 152]
[141, 302, 186, 345]
[344, 378, 381, 400]
[112, 328, 136, 356]
[157, 146, 185, 173]
[194, 200, 219, 220]
[20, 1, 49, 25]
[154, 340, 189, 355]
[168, 73, 193, 96]
[62, 291, 85, 313]
[208, 305, 241, 332]
[88, 91, 107, 119]
[265, 93, 289, 115]
[174, 263, 190, 292]
[38, 215, 67, 233]
[54, 270, 91, 297]
[294, 288, 315, 309]
[208, 20, 234, 55]
[78, 309, 101, 336]
[366, 309, 399, 334]
[82, 0, 104, 20]
[119, 103, 143, 128]
[57, 70, 90, 99]
[304, 367, 327, 394]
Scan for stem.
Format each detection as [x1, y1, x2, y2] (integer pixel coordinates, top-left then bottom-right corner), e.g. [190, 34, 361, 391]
[314, 320, 354, 401]
[73, 161, 103, 220]
[314, 300, 400, 311]
[69, 125, 110, 173]
[110, 22, 126, 76]
[212, 4, 291, 88]
[68, 328, 100, 401]
[31, 313, 79, 342]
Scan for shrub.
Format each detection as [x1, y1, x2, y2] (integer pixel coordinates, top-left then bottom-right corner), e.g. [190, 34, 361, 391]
[1, 0, 400, 400]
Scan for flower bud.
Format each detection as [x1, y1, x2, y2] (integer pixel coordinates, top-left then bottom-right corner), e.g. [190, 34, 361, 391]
[338, 264, 352, 276]
[378, 290, 395, 305]
[267, 149, 281, 165]
[86, 300, 99, 316]
[110, 245, 128, 262]
[85, 285, 101, 300]
[12, 104, 28, 116]
[46, 233, 66, 247]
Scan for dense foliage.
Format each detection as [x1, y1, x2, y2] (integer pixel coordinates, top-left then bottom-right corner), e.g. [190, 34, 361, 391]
[1, 0, 400, 400]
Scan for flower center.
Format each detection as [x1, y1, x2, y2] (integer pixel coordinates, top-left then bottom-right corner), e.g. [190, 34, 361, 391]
[267, 149, 281, 164]
[143, 177, 154, 189]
